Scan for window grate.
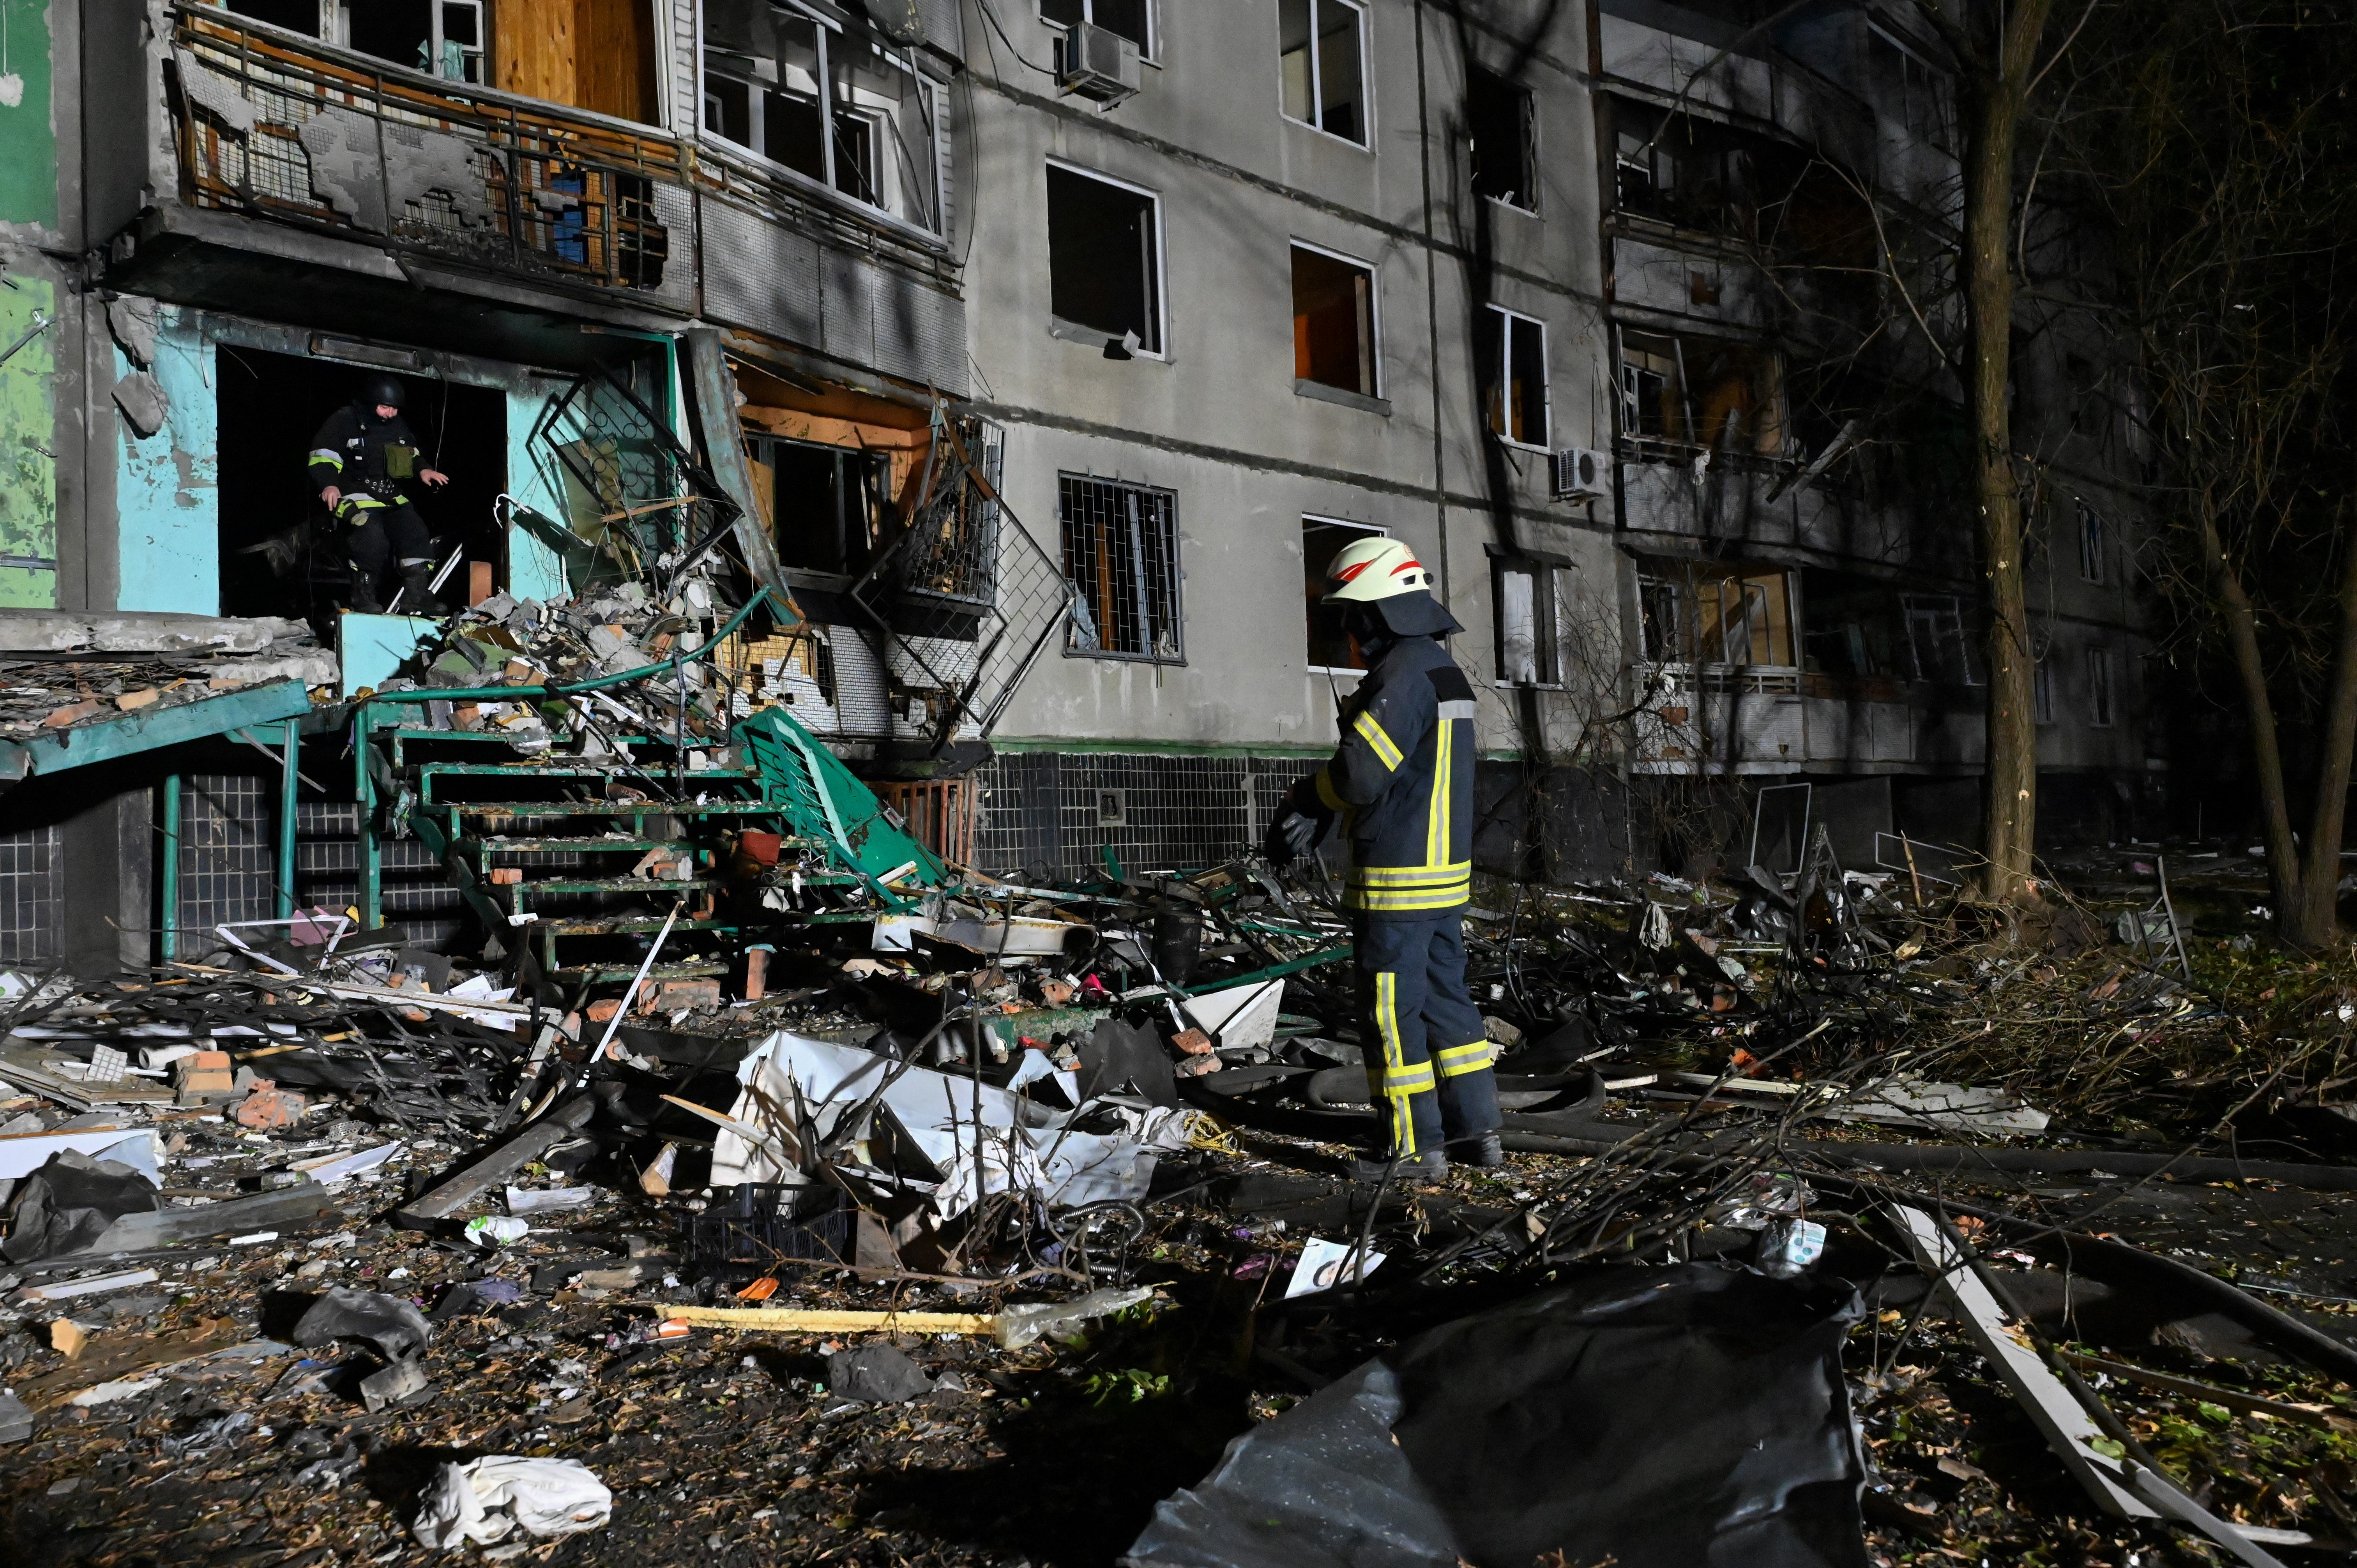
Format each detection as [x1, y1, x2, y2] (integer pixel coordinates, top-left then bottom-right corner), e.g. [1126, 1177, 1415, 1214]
[1060, 475, 1182, 662]
[178, 775, 276, 935]
[0, 825, 64, 963]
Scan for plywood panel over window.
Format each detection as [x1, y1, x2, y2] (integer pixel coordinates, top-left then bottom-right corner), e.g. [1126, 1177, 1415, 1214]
[493, 0, 657, 123]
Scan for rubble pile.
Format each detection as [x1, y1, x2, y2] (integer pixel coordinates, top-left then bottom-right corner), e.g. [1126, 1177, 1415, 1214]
[10, 584, 2357, 1568]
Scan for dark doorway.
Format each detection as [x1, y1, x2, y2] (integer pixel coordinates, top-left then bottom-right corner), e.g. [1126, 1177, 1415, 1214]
[225, 0, 321, 36]
[215, 346, 507, 622]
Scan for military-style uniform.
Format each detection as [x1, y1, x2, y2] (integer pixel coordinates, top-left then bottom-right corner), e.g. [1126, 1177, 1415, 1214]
[308, 402, 434, 596]
[1285, 592, 1500, 1162]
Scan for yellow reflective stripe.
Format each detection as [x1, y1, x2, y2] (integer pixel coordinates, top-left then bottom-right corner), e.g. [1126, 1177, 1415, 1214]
[1345, 884, 1470, 912]
[340, 495, 388, 509]
[1434, 1042, 1491, 1076]
[1376, 971, 1415, 1153]
[1315, 768, 1346, 812]
[1352, 710, 1404, 771]
[1423, 717, 1442, 863]
[309, 449, 345, 468]
[1375, 1064, 1436, 1092]
[1347, 861, 1472, 886]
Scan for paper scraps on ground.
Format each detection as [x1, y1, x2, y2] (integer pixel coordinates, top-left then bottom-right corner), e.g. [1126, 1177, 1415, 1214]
[1285, 1237, 1385, 1298]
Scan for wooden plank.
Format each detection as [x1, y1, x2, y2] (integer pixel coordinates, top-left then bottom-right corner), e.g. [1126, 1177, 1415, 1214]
[396, 1093, 597, 1226]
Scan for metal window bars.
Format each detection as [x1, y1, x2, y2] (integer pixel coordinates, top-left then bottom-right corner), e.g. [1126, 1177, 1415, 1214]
[844, 418, 1078, 750]
[1059, 474, 1181, 663]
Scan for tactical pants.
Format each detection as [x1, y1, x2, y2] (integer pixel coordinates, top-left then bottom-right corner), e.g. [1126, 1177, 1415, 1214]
[1355, 910, 1500, 1159]
[343, 500, 433, 594]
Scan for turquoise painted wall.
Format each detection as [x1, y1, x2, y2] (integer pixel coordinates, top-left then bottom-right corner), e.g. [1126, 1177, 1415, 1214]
[114, 308, 219, 613]
[504, 387, 570, 601]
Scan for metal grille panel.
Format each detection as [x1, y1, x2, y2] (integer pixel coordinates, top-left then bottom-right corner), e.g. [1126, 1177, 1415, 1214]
[0, 824, 65, 964]
[177, 774, 275, 934]
[1060, 475, 1182, 662]
[969, 751, 1319, 880]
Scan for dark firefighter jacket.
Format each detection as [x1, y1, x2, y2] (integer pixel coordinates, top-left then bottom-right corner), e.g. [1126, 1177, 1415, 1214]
[1288, 591, 1478, 918]
[307, 404, 425, 516]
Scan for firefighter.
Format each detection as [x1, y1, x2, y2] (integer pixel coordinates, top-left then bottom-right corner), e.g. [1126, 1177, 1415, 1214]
[308, 374, 449, 614]
[1265, 535, 1502, 1181]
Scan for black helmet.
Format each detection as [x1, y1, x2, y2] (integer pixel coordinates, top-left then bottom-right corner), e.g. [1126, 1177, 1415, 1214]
[359, 374, 405, 411]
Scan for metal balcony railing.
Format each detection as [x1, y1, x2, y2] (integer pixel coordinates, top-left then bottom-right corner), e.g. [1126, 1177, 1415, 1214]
[170, 6, 687, 299]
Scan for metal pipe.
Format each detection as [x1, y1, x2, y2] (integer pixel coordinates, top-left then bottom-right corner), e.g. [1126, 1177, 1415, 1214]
[277, 719, 300, 920]
[160, 774, 182, 962]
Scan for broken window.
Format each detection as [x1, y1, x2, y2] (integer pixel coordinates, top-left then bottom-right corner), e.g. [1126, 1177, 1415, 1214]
[2034, 656, 2055, 725]
[2076, 501, 2106, 585]
[1694, 571, 1793, 667]
[701, 1, 942, 228]
[1637, 575, 1689, 663]
[1868, 23, 1952, 151]
[334, 0, 656, 118]
[1495, 558, 1574, 686]
[2086, 646, 2116, 727]
[226, 0, 324, 38]
[1279, 0, 1368, 147]
[1617, 329, 1783, 456]
[1478, 306, 1548, 449]
[745, 435, 893, 579]
[1292, 245, 1378, 398]
[1042, 0, 1150, 53]
[1062, 475, 1182, 662]
[1046, 164, 1163, 354]
[1303, 517, 1382, 670]
[1902, 594, 1981, 685]
[1467, 66, 1535, 212]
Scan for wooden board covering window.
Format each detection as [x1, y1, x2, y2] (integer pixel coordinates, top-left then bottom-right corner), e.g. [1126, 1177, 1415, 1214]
[493, 0, 657, 123]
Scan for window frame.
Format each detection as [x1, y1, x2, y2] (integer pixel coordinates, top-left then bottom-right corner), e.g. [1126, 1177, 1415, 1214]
[2076, 500, 2107, 585]
[1493, 556, 1573, 689]
[1277, 0, 1373, 151]
[1043, 157, 1170, 360]
[1301, 515, 1386, 674]
[1901, 593, 1983, 686]
[695, 0, 945, 237]
[2033, 655, 2055, 725]
[1040, 0, 1155, 61]
[1866, 21, 1954, 152]
[1467, 64, 1539, 215]
[1288, 238, 1383, 403]
[1059, 472, 1186, 665]
[2085, 646, 2117, 728]
[1482, 304, 1552, 453]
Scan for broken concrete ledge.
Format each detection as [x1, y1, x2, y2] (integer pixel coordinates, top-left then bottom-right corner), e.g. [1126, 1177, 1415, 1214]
[0, 610, 313, 655]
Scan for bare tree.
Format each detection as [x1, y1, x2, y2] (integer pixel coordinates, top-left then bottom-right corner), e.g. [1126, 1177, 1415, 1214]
[2069, 0, 2357, 946]
[1908, 0, 2067, 905]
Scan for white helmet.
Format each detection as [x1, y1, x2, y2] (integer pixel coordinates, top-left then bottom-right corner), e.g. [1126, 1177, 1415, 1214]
[1323, 536, 1436, 603]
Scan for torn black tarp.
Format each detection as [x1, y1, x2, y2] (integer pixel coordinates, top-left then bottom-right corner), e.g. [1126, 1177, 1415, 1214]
[1124, 1264, 1869, 1568]
[2, 1148, 161, 1263]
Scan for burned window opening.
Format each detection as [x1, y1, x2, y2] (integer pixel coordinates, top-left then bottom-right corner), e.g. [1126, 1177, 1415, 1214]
[749, 436, 894, 581]
[1637, 564, 1795, 670]
[1902, 593, 1982, 686]
[1467, 65, 1535, 212]
[1496, 558, 1576, 687]
[1617, 329, 1783, 459]
[1046, 164, 1163, 354]
[1292, 245, 1378, 398]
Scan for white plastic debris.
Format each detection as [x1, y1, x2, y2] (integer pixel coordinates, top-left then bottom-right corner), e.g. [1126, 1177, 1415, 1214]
[504, 1185, 596, 1216]
[68, 1377, 162, 1407]
[411, 1456, 612, 1549]
[464, 1216, 530, 1247]
[995, 1285, 1156, 1349]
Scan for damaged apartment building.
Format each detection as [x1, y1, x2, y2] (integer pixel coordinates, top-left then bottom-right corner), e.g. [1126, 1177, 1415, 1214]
[0, 0, 2154, 973]
[950, 0, 2156, 886]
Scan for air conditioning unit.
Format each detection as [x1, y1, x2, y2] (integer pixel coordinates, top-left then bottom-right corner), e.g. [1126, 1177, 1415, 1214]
[1550, 446, 1611, 501]
[1058, 21, 1141, 107]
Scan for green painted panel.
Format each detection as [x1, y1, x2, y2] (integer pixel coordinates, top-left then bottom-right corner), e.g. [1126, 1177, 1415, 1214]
[0, 0, 57, 228]
[0, 272, 57, 609]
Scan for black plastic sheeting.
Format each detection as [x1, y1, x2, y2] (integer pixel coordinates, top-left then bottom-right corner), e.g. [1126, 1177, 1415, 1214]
[1125, 1263, 1869, 1568]
[1, 1149, 161, 1263]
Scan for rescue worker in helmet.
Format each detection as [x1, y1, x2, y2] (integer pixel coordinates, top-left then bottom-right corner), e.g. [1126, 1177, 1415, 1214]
[307, 374, 450, 614]
[1265, 536, 1503, 1181]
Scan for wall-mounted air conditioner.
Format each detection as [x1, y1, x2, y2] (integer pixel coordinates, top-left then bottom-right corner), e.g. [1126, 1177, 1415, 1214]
[1058, 21, 1141, 108]
[1550, 446, 1611, 501]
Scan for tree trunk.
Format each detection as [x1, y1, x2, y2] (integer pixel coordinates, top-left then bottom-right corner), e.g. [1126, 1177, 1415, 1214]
[2287, 518, 2357, 946]
[2193, 492, 2309, 934]
[1954, 0, 2055, 906]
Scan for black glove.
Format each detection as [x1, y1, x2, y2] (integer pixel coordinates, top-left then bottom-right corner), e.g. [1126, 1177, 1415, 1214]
[1263, 808, 1327, 866]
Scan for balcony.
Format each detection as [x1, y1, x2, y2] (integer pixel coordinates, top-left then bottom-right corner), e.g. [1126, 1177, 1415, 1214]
[161, 7, 965, 389]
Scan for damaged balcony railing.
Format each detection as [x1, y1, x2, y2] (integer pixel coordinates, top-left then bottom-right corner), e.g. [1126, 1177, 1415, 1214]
[168, 4, 684, 302]
[844, 417, 1078, 750]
